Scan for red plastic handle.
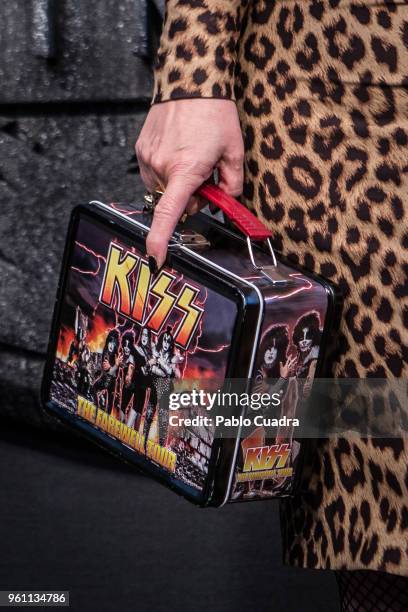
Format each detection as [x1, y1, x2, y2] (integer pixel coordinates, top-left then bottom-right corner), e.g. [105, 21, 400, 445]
[196, 184, 272, 241]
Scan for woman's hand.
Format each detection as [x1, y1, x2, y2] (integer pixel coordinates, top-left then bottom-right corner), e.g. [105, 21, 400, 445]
[135, 98, 244, 268]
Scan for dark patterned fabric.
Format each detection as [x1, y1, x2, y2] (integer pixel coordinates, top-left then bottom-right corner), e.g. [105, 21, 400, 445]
[152, 0, 408, 575]
[336, 570, 408, 612]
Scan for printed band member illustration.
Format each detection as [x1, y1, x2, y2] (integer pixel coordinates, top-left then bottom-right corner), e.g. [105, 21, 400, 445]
[118, 330, 136, 423]
[238, 324, 297, 499]
[268, 311, 322, 495]
[293, 311, 321, 399]
[253, 324, 296, 401]
[76, 343, 92, 399]
[92, 328, 120, 414]
[126, 326, 156, 431]
[143, 326, 183, 451]
[67, 307, 92, 398]
[67, 306, 89, 366]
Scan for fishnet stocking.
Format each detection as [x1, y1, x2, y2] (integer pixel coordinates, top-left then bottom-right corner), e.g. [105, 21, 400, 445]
[335, 570, 408, 612]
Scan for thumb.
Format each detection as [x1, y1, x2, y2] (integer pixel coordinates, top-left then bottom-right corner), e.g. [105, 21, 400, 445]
[146, 176, 198, 269]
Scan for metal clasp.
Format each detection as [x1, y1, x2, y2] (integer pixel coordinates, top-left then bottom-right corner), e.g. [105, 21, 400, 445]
[143, 190, 163, 213]
[170, 229, 211, 251]
[143, 190, 188, 223]
[246, 237, 288, 285]
[246, 236, 277, 268]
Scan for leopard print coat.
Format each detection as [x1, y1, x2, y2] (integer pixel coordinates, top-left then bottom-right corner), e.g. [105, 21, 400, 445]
[152, 0, 408, 576]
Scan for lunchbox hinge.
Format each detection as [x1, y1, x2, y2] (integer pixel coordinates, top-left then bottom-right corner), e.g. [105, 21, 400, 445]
[170, 229, 211, 251]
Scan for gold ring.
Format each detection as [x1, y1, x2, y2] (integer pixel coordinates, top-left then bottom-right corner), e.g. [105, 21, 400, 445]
[143, 187, 164, 212]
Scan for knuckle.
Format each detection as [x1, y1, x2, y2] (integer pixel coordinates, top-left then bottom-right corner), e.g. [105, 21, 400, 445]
[151, 153, 167, 176]
[225, 143, 245, 164]
[135, 138, 143, 157]
[223, 177, 243, 197]
[136, 143, 150, 168]
[228, 185, 243, 197]
[169, 155, 207, 174]
[168, 160, 193, 177]
[229, 154, 244, 167]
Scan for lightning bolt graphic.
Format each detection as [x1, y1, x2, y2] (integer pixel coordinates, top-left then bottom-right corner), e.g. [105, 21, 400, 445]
[196, 344, 229, 353]
[265, 273, 313, 301]
[244, 272, 313, 302]
[71, 241, 107, 276]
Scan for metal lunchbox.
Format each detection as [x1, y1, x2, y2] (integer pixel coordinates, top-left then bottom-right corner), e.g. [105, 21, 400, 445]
[41, 184, 341, 506]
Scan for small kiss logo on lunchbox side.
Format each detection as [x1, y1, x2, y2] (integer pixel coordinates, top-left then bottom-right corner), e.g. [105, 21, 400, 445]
[237, 443, 293, 482]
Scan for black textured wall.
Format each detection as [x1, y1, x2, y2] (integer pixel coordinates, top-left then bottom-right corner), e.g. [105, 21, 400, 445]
[0, 0, 160, 103]
[0, 0, 163, 427]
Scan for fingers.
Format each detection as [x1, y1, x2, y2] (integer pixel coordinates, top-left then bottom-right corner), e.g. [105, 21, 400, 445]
[137, 150, 157, 194]
[135, 99, 246, 269]
[217, 152, 244, 197]
[146, 176, 199, 268]
[139, 162, 156, 193]
[136, 137, 156, 192]
[185, 194, 207, 216]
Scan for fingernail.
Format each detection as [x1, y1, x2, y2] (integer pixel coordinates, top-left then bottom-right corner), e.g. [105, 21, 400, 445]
[148, 255, 158, 275]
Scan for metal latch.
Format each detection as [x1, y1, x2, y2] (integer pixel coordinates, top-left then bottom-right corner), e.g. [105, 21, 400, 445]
[143, 191, 162, 213]
[143, 192, 210, 250]
[171, 230, 211, 251]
